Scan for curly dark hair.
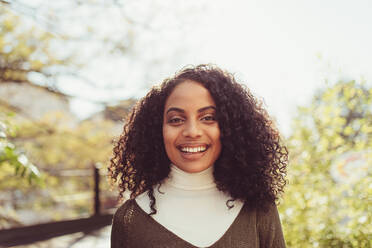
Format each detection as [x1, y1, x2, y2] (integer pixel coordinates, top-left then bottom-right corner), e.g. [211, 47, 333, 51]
[108, 64, 288, 215]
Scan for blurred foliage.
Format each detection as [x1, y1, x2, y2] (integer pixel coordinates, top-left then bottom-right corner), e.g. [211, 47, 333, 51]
[0, 7, 69, 84]
[14, 112, 114, 170]
[0, 111, 42, 185]
[0, 105, 119, 228]
[0, 0, 205, 91]
[0, 1, 131, 227]
[0, 0, 138, 89]
[280, 80, 372, 247]
[0, 110, 44, 228]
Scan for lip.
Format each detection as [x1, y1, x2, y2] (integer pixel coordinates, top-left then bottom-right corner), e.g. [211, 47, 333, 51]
[176, 143, 209, 148]
[179, 149, 207, 161]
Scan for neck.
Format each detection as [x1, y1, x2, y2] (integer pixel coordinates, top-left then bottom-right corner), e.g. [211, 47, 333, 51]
[165, 164, 216, 190]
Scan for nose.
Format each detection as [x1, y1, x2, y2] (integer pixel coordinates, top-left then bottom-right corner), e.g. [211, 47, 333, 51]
[182, 120, 202, 138]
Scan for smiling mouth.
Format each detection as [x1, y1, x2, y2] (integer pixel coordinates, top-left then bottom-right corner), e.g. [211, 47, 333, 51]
[177, 145, 209, 154]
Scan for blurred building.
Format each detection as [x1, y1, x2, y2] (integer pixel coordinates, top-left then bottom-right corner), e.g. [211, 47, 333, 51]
[0, 81, 75, 121]
[87, 98, 137, 133]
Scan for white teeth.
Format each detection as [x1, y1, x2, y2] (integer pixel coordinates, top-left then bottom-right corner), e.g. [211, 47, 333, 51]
[180, 146, 207, 153]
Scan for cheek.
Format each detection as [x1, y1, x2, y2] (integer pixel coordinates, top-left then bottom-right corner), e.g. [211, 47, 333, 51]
[212, 127, 222, 154]
[211, 125, 221, 143]
[162, 125, 175, 147]
[162, 126, 171, 158]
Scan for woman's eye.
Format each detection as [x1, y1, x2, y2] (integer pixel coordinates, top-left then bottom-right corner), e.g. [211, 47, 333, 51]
[201, 115, 216, 122]
[168, 118, 184, 124]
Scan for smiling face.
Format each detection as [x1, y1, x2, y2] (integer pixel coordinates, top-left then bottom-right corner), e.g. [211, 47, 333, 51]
[162, 80, 221, 173]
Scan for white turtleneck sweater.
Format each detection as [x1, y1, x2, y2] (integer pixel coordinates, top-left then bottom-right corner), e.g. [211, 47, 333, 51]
[135, 165, 244, 247]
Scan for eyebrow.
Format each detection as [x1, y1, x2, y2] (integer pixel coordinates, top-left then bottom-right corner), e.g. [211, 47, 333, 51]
[166, 106, 216, 114]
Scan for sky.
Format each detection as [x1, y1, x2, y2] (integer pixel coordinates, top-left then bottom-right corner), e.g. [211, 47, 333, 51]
[46, 0, 372, 137]
[184, 0, 372, 136]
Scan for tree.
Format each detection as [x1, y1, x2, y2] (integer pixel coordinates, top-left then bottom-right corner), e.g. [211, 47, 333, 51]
[0, 7, 68, 84]
[0, 109, 43, 228]
[0, 102, 121, 228]
[280, 80, 371, 247]
[0, 0, 133, 89]
[0, 110, 41, 185]
[4, 111, 117, 223]
[0, 0, 205, 94]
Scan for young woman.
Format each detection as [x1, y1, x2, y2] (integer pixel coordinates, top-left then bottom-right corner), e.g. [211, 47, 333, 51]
[109, 65, 288, 248]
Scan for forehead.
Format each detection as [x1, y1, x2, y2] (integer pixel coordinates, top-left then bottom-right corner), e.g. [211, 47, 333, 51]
[164, 81, 216, 109]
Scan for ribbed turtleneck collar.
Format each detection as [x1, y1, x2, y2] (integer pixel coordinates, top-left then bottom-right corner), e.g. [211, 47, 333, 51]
[165, 164, 216, 191]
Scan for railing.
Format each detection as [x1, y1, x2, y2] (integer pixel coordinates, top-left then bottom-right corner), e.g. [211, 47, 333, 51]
[0, 164, 116, 247]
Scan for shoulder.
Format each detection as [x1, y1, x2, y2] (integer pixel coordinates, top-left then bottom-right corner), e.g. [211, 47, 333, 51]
[112, 199, 138, 226]
[256, 202, 281, 225]
[255, 202, 286, 247]
[111, 199, 138, 248]
[111, 199, 146, 247]
[238, 201, 280, 223]
[115, 198, 136, 213]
